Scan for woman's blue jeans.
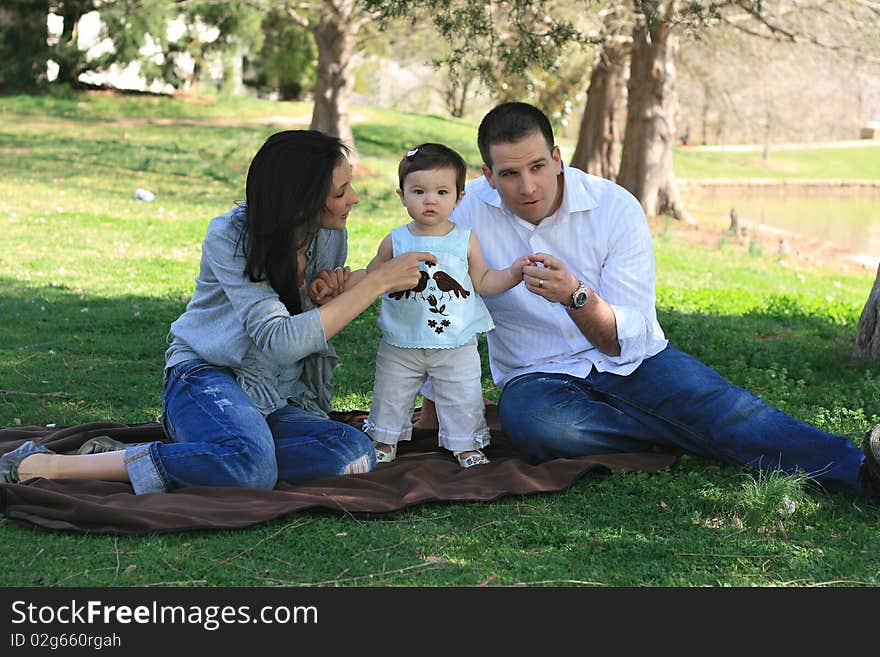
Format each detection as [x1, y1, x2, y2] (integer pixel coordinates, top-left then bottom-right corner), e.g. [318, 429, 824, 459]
[498, 345, 865, 495]
[124, 359, 375, 494]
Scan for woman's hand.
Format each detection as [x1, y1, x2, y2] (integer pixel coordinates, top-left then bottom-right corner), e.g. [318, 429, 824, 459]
[315, 252, 436, 341]
[373, 251, 437, 293]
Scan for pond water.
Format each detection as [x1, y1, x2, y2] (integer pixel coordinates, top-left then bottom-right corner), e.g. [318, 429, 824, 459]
[682, 186, 880, 266]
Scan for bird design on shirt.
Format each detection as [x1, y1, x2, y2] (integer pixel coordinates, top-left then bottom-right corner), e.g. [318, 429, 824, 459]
[431, 270, 470, 300]
[385, 268, 470, 302]
[387, 270, 429, 300]
[384, 265, 473, 335]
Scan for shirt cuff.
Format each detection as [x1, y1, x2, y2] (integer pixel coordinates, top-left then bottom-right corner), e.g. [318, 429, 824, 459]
[608, 303, 650, 364]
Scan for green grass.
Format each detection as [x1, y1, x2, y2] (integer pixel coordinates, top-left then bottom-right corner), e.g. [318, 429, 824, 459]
[674, 143, 880, 180]
[1, 92, 879, 587]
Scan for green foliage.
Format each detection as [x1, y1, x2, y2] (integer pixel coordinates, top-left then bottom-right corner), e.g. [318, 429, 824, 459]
[2, 93, 880, 587]
[13, 1, 264, 92]
[99, 0, 264, 92]
[366, 0, 588, 122]
[47, 0, 170, 85]
[0, 0, 50, 91]
[733, 469, 814, 532]
[148, 1, 265, 91]
[243, 12, 316, 100]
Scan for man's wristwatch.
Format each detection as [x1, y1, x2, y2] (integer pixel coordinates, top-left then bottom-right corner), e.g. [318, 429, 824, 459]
[567, 281, 590, 310]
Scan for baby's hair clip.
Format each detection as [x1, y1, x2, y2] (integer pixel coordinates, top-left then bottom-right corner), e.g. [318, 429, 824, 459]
[406, 148, 419, 158]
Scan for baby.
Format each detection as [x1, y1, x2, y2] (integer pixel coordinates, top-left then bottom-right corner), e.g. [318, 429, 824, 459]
[362, 143, 528, 467]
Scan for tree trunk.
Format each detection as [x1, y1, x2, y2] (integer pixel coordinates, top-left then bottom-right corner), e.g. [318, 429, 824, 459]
[700, 80, 710, 145]
[854, 264, 880, 361]
[444, 68, 474, 119]
[617, 7, 694, 223]
[53, 1, 92, 86]
[570, 39, 627, 181]
[309, 1, 357, 160]
[0, 0, 50, 92]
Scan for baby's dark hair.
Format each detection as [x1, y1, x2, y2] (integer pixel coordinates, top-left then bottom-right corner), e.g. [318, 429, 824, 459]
[398, 143, 467, 194]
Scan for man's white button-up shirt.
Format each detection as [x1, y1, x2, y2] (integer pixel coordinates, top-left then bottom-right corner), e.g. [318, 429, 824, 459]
[451, 166, 668, 388]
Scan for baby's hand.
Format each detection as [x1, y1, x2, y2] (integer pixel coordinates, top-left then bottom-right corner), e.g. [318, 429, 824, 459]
[308, 277, 333, 305]
[308, 267, 352, 305]
[509, 255, 531, 280]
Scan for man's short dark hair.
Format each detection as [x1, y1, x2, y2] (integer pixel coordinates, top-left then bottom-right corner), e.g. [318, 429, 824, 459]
[477, 102, 555, 168]
[398, 142, 467, 193]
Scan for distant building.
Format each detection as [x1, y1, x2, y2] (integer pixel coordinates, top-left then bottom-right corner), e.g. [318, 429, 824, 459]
[861, 121, 880, 140]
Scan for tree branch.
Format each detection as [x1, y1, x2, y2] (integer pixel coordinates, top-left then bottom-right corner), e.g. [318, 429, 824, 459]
[276, 0, 312, 28]
[722, 15, 794, 42]
[733, 0, 797, 40]
[722, 3, 880, 64]
[854, 0, 880, 14]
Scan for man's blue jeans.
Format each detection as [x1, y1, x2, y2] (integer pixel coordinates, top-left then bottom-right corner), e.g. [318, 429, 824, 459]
[124, 359, 376, 494]
[498, 345, 865, 496]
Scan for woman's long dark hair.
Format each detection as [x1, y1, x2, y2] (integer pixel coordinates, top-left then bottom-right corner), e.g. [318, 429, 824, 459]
[242, 130, 349, 315]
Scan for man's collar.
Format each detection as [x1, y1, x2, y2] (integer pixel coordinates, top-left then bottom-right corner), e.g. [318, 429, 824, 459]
[473, 176, 503, 208]
[561, 164, 600, 214]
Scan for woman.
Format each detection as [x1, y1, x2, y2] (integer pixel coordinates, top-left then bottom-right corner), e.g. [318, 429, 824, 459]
[1, 130, 434, 492]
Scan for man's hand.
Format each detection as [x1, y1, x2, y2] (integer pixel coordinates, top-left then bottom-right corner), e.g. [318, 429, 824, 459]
[522, 253, 579, 304]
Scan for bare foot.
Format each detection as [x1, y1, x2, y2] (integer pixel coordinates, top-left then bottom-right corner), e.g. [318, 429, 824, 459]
[414, 398, 438, 430]
[17, 453, 53, 482]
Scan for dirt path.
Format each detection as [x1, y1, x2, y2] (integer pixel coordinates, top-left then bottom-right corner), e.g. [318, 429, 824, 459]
[106, 115, 312, 128]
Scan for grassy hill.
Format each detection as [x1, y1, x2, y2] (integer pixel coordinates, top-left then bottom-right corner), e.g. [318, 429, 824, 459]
[674, 142, 880, 180]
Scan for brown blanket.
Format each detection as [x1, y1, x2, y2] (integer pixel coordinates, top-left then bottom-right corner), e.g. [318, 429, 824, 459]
[0, 405, 676, 535]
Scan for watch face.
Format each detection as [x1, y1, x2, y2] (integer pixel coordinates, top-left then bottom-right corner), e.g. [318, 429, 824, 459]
[573, 289, 588, 308]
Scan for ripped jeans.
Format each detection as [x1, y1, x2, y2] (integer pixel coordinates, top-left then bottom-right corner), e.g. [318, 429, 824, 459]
[124, 358, 375, 494]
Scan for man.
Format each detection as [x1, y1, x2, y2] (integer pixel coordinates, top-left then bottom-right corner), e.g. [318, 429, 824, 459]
[421, 101, 879, 499]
